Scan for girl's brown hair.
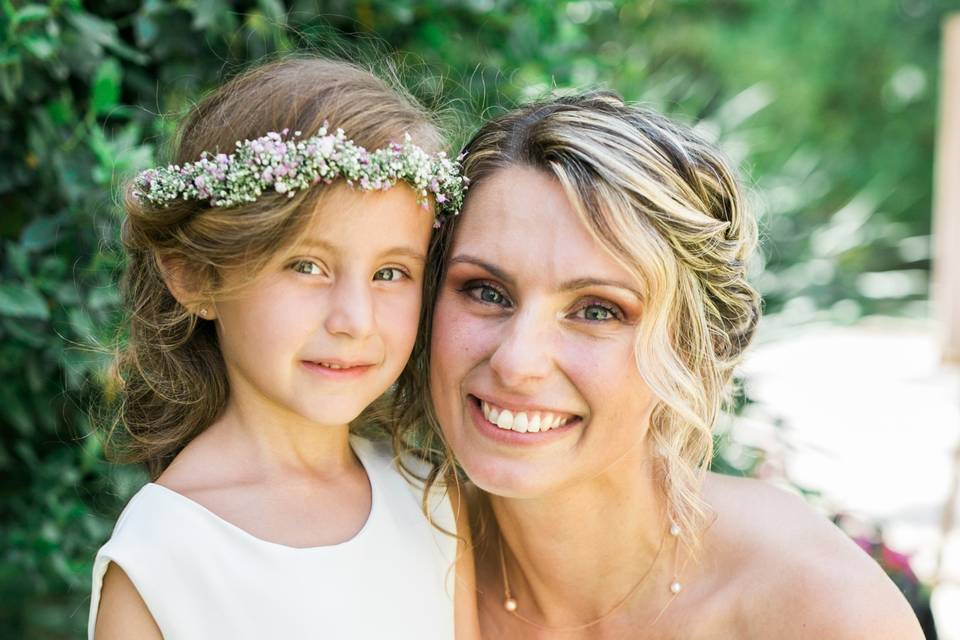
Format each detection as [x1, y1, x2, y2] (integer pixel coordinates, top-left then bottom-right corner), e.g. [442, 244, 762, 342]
[108, 57, 443, 478]
[393, 91, 761, 550]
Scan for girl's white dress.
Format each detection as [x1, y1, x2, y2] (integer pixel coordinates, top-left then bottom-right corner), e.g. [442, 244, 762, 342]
[88, 437, 456, 639]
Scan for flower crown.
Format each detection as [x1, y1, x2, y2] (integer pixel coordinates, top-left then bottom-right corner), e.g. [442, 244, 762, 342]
[133, 127, 466, 221]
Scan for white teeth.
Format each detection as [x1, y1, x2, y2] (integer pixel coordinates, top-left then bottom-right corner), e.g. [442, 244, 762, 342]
[528, 414, 541, 432]
[480, 400, 574, 434]
[514, 412, 528, 433]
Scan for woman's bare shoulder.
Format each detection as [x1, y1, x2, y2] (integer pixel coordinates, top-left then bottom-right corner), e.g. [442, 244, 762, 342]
[700, 473, 924, 639]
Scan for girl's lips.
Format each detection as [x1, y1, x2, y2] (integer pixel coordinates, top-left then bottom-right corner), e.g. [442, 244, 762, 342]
[466, 394, 581, 445]
[301, 360, 374, 379]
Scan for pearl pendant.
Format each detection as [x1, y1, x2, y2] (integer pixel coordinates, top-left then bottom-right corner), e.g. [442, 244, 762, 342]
[670, 523, 680, 537]
[670, 581, 682, 595]
[504, 597, 518, 612]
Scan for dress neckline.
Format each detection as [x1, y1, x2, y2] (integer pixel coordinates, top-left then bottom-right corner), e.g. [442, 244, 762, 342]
[143, 436, 381, 552]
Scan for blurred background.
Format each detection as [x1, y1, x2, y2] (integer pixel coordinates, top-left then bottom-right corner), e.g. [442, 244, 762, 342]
[1, 0, 958, 637]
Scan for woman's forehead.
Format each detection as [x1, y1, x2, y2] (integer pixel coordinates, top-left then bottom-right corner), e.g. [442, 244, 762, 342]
[449, 167, 638, 289]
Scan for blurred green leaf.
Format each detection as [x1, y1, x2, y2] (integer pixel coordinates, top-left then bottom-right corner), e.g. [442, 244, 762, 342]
[22, 36, 55, 60]
[91, 58, 122, 116]
[0, 283, 49, 320]
[13, 5, 51, 26]
[20, 216, 62, 253]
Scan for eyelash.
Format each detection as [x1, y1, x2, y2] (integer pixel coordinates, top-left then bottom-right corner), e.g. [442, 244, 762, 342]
[571, 300, 624, 322]
[373, 267, 410, 282]
[460, 281, 512, 308]
[290, 259, 324, 276]
[460, 281, 624, 323]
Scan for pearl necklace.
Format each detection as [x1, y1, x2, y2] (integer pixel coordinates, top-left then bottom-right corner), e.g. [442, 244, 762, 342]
[497, 522, 684, 632]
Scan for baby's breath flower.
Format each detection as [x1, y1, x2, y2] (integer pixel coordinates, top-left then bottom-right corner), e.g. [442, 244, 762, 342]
[133, 128, 466, 219]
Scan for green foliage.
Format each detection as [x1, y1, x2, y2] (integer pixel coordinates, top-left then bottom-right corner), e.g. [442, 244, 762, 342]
[0, 0, 952, 635]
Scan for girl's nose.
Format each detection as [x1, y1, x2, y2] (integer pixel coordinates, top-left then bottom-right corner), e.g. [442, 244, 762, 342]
[324, 275, 376, 339]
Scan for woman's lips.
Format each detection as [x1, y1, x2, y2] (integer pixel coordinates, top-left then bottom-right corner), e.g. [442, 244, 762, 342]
[467, 394, 581, 444]
[301, 360, 375, 379]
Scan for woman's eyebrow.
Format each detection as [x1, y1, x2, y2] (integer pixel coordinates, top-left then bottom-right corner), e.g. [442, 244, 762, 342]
[559, 277, 642, 300]
[448, 254, 515, 287]
[449, 255, 641, 299]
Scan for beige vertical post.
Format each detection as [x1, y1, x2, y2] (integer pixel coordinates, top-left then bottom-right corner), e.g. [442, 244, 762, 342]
[934, 15, 960, 364]
[935, 14, 960, 586]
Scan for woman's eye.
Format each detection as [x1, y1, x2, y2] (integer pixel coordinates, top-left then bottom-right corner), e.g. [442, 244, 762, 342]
[463, 283, 510, 307]
[291, 260, 323, 275]
[575, 303, 621, 322]
[373, 267, 406, 282]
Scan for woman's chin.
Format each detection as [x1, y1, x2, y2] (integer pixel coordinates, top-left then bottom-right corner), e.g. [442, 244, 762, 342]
[461, 457, 557, 499]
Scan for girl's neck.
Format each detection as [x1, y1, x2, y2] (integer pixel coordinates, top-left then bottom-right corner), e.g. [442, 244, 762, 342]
[208, 390, 357, 481]
[481, 450, 678, 630]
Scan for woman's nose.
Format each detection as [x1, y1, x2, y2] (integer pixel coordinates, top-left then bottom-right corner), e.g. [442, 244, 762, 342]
[489, 308, 553, 389]
[324, 275, 375, 339]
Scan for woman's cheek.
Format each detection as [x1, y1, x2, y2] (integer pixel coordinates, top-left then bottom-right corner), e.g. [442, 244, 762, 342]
[434, 298, 498, 368]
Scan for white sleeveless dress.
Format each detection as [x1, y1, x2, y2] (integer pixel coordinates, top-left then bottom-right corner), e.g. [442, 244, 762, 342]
[88, 437, 456, 639]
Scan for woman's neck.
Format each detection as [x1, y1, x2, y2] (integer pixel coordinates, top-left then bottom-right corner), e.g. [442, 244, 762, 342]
[481, 448, 680, 630]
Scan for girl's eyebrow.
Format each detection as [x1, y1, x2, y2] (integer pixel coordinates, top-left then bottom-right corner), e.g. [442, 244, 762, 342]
[448, 254, 515, 287]
[294, 239, 425, 263]
[295, 239, 336, 253]
[380, 247, 426, 263]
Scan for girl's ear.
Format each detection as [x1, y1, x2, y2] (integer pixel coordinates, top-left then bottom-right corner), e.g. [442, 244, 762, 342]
[156, 252, 218, 320]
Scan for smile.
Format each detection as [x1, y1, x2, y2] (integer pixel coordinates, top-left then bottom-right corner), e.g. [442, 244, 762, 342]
[479, 398, 577, 433]
[315, 362, 351, 369]
[301, 360, 375, 378]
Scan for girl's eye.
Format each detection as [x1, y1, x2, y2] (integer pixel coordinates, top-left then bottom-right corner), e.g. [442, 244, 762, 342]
[463, 283, 510, 307]
[373, 267, 406, 282]
[574, 302, 622, 322]
[291, 260, 323, 275]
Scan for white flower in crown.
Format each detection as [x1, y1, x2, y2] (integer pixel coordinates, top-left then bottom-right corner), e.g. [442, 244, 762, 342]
[133, 126, 466, 220]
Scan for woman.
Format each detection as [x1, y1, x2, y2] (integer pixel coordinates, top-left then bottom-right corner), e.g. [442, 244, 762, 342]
[398, 92, 924, 638]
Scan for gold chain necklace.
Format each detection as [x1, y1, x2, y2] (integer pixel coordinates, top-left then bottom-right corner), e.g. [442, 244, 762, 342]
[496, 522, 684, 632]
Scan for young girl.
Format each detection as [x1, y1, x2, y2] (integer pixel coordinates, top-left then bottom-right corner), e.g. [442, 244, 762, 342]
[89, 58, 475, 639]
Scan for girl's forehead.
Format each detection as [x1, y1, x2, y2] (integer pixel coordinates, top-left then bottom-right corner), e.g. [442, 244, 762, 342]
[295, 182, 433, 251]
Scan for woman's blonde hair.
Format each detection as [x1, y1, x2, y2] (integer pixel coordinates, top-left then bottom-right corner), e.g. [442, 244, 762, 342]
[393, 91, 760, 548]
[107, 56, 443, 478]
